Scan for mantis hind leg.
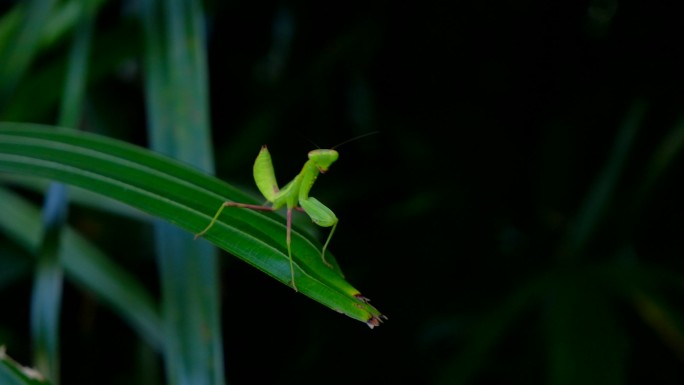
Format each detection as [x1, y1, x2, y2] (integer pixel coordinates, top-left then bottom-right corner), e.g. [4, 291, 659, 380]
[195, 201, 298, 291]
[286, 207, 297, 291]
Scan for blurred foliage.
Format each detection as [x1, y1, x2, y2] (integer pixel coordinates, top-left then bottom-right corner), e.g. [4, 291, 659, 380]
[2, 0, 684, 384]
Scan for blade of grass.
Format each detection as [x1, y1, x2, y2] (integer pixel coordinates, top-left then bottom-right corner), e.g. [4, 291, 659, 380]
[29, 4, 94, 382]
[0, 125, 385, 325]
[629, 113, 684, 212]
[0, 174, 150, 220]
[0, 346, 51, 385]
[0, 20, 138, 122]
[0, 186, 164, 351]
[141, 0, 223, 384]
[0, 0, 106, 63]
[631, 289, 684, 360]
[57, 0, 93, 129]
[603, 249, 684, 360]
[0, 0, 57, 101]
[557, 100, 645, 261]
[31, 183, 66, 384]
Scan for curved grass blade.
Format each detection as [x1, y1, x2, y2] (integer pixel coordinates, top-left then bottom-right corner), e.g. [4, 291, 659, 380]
[31, 183, 67, 384]
[0, 346, 51, 385]
[140, 0, 222, 383]
[29, 2, 95, 381]
[0, 186, 164, 351]
[0, 124, 385, 327]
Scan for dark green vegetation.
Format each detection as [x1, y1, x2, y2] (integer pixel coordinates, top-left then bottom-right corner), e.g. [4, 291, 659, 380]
[1, 1, 684, 384]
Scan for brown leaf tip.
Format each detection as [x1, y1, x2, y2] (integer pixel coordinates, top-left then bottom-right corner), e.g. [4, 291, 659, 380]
[366, 314, 388, 329]
[354, 294, 371, 303]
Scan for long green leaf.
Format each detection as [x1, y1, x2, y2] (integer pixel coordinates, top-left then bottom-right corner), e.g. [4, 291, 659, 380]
[558, 100, 644, 260]
[141, 0, 222, 383]
[29, 2, 95, 382]
[0, 124, 386, 326]
[0, 186, 164, 351]
[31, 183, 66, 384]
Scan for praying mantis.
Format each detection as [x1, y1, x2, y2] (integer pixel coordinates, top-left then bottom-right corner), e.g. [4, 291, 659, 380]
[194, 145, 342, 292]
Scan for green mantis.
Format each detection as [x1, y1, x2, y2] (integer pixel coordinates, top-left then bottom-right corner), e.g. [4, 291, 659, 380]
[194, 145, 341, 291]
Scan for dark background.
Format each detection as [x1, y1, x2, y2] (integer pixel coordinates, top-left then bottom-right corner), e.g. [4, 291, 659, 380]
[3, 0, 684, 384]
[208, 1, 684, 383]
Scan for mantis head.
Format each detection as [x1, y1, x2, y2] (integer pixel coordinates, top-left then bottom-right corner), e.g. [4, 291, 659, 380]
[308, 149, 339, 173]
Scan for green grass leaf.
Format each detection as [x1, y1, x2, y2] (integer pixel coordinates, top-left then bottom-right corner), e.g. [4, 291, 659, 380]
[0, 346, 51, 385]
[140, 0, 222, 382]
[0, 186, 164, 351]
[0, 123, 385, 327]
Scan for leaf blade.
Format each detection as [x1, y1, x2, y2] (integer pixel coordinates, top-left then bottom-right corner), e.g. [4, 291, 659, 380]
[0, 124, 385, 326]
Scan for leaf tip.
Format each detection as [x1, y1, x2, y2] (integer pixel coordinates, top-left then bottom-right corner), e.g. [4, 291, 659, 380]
[355, 294, 371, 303]
[366, 314, 388, 329]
